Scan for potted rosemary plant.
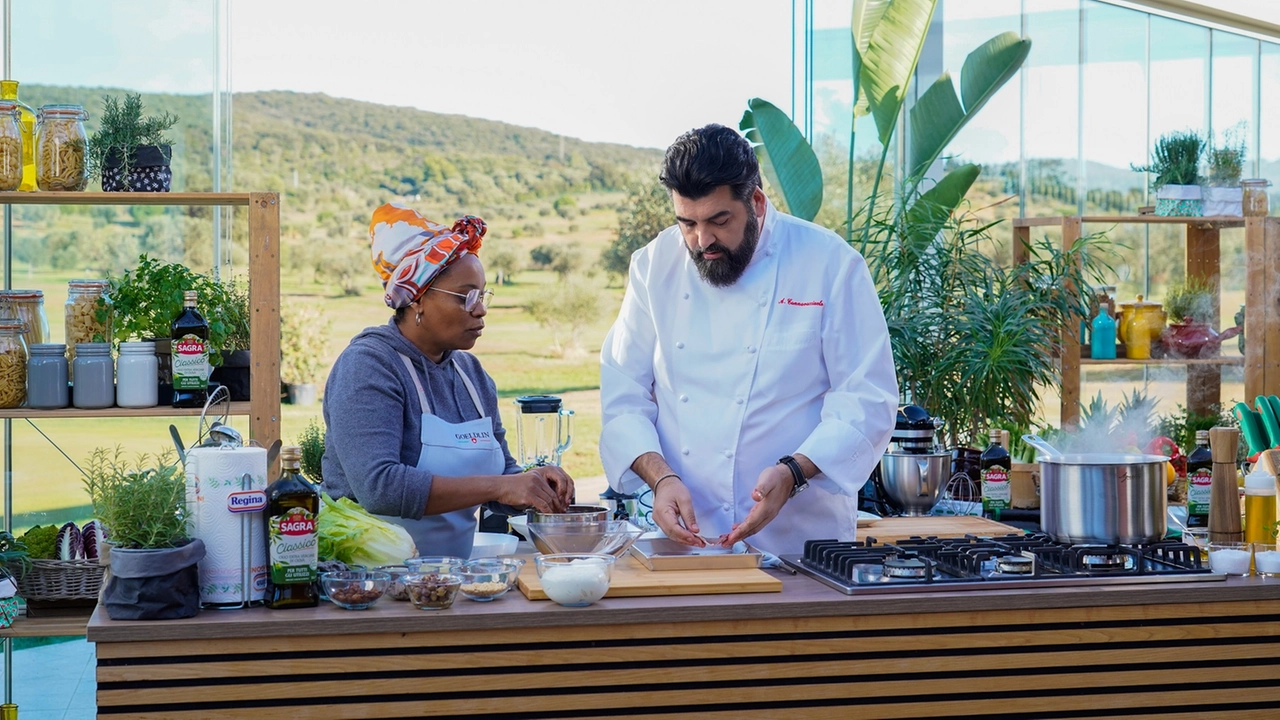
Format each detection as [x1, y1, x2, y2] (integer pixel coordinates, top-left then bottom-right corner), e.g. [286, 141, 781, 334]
[1132, 130, 1205, 217]
[83, 447, 205, 620]
[87, 93, 178, 192]
[1203, 129, 1245, 216]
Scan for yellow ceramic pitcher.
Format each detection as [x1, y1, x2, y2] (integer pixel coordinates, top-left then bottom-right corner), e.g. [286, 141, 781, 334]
[1117, 295, 1166, 359]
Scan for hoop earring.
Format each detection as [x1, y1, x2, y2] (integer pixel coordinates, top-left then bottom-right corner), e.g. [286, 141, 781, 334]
[415, 311, 422, 326]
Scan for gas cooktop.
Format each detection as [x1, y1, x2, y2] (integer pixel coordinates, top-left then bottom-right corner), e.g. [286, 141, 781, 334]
[780, 532, 1225, 595]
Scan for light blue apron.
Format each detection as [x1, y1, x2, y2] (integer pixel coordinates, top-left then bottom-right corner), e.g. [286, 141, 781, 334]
[373, 353, 504, 559]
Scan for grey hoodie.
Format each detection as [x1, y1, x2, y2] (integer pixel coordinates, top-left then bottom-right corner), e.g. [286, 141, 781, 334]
[320, 320, 521, 521]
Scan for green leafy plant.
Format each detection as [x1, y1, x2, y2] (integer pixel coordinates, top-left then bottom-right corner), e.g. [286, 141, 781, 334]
[297, 418, 325, 485]
[1164, 276, 1215, 324]
[741, 0, 1031, 248]
[1132, 130, 1204, 189]
[599, 180, 673, 285]
[0, 531, 29, 580]
[1205, 126, 1246, 187]
[82, 447, 187, 550]
[280, 302, 332, 385]
[869, 202, 1114, 446]
[86, 93, 179, 182]
[1156, 403, 1238, 456]
[109, 254, 251, 364]
[523, 281, 605, 358]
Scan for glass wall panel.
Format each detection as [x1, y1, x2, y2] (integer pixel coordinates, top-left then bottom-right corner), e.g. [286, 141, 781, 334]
[809, 0, 863, 232]
[1262, 41, 1280, 212]
[1023, 0, 1080, 221]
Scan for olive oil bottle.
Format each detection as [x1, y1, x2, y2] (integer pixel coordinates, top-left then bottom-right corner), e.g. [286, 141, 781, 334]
[980, 429, 1011, 520]
[171, 290, 210, 408]
[265, 446, 320, 609]
[1185, 431, 1213, 528]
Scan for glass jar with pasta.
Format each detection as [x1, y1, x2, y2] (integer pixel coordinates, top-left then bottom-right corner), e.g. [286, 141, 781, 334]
[0, 102, 22, 192]
[35, 104, 88, 191]
[65, 279, 112, 376]
[0, 289, 48, 347]
[0, 318, 28, 409]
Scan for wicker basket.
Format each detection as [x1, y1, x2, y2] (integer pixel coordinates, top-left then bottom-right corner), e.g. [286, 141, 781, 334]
[16, 558, 105, 601]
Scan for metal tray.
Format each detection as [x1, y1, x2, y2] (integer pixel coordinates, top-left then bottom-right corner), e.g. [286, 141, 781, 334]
[628, 538, 764, 571]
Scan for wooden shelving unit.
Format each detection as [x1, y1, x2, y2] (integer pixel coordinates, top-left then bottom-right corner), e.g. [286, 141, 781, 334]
[1014, 215, 1280, 425]
[2, 191, 281, 445]
[0, 402, 251, 419]
[0, 613, 90, 638]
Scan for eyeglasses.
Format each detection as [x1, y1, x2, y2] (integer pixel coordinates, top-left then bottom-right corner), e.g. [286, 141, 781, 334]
[428, 286, 494, 312]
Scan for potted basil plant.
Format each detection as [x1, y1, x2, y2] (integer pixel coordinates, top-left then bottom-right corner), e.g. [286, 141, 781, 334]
[83, 447, 205, 620]
[1132, 130, 1205, 217]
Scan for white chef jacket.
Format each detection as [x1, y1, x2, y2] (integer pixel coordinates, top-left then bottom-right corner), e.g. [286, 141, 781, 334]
[599, 200, 898, 556]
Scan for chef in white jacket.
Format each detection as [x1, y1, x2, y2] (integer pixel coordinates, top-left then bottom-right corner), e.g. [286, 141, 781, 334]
[599, 124, 898, 557]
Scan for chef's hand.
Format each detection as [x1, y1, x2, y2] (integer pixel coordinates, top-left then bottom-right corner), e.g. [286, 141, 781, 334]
[500, 470, 568, 513]
[723, 463, 793, 546]
[527, 465, 575, 511]
[652, 477, 708, 547]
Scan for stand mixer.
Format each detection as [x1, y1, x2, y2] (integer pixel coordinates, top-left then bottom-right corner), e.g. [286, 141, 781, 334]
[869, 405, 951, 517]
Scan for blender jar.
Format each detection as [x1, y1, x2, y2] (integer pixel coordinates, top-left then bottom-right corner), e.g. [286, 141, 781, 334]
[513, 395, 574, 468]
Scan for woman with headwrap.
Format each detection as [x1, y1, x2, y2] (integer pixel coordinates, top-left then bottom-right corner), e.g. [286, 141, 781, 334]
[321, 203, 574, 558]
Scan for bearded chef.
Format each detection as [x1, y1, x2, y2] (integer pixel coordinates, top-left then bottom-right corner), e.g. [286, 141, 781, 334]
[599, 123, 898, 557]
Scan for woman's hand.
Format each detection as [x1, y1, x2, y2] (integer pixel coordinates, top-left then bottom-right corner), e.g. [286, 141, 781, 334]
[499, 467, 574, 513]
[526, 465, 575, 511]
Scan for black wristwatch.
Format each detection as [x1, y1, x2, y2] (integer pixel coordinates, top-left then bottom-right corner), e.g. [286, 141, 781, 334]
[778, 455, 809, 498]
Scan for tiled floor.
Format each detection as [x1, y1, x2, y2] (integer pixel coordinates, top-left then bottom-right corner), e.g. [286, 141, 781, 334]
[4, 638, 97, 719]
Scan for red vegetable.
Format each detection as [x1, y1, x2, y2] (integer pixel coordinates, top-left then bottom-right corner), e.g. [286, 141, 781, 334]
[55, 522, 83, 561]
[81, 520, 104, 560]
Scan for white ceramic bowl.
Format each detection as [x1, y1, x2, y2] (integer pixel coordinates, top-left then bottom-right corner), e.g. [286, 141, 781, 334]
[471, 531, 519, 559]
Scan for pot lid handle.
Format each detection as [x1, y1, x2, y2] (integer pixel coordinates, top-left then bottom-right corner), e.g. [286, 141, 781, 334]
[1022, 433, 1062, 460]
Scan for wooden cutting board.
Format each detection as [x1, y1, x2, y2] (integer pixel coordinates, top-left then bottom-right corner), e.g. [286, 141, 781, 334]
[858, 516, 1022, 545]
[516, 553, 781, 600]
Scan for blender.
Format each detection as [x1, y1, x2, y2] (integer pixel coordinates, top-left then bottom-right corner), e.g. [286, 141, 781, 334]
[513, 395, 574, 469]
[867, 405, 952, 517]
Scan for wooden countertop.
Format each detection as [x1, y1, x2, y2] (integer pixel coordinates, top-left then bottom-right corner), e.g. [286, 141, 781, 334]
[86, 570, 1280, 644]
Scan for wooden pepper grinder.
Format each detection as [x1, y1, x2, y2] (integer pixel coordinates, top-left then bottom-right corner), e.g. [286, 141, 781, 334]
[1208, 426, 1243, 543]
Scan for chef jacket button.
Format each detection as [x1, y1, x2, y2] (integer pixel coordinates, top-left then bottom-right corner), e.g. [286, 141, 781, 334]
[735, 397, 744, 405]
[683, 292, 690, 299]
[722, 502, 731, 511]
[759, 300, 767, 307]
[676, 341, 685, 349]
[682, 448, 690, 456]
[747, 346, 757, 353]
[680, 394, 689, 402]
[724, 450, 733, 458]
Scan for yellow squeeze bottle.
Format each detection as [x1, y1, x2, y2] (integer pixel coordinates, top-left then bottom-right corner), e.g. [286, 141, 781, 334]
[1244, 467, 1277, 545]
[0, 81, 36, 192]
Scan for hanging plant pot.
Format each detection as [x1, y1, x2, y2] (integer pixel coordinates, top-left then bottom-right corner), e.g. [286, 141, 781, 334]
[102, 538, 205, 620]
[1154, 184, 1202, 217]
[101, 144, 172, 192]
[1202, 186, 1243, 217]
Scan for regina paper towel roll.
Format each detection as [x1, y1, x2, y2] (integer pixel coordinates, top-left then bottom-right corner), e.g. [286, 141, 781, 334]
[186, 446, 269, 606]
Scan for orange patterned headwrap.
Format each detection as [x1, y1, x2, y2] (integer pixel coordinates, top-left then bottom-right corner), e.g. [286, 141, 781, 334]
[369, 203, 486, 309]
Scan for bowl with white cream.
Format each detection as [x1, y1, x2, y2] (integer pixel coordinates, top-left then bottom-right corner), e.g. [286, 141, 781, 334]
[534, 553, 615, 606]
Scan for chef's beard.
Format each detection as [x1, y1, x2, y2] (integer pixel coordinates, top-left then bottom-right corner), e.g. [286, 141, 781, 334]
[689, 204, 760, 288]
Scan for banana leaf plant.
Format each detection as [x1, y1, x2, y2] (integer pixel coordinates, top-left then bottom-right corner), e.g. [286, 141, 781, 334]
[740, 0, 1031, 247]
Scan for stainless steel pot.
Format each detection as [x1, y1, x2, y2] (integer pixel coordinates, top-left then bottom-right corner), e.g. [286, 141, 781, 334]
[1025, 435, 1168, 545]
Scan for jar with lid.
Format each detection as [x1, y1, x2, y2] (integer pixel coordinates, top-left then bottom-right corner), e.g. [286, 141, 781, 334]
[0, 318, 27, 408]
[0, 101, 23, 191]
[0, 81, 36, 192]
[116, 341, 158, 408]
[71, 342, 113, 409]
[26, 343, 68, 409]
[0, 289, 48, 347]
[35, 104, 88, 191]
[1242, 179, 1272, 217]
[65, 279, 112, 377]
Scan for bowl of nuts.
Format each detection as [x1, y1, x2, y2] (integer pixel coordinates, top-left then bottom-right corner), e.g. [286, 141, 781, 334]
[457, 558, 525, 602]
[373, 564, 413, 601]
[320, 570, 391, 610]
[404, 572, 463, 610]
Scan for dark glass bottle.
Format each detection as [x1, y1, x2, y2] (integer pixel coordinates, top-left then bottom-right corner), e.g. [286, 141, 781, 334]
[171, 290, 210, 408]
[980, 429, 1011, 520]
[265, 446, 320, 609]
[1185, 430, 1213, 529]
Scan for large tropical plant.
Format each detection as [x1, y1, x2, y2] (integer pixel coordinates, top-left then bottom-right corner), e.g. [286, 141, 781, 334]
[740, 0, 1031, 247]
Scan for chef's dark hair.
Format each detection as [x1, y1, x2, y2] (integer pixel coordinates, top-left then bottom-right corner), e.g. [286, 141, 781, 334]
[660, 124, 761, 203]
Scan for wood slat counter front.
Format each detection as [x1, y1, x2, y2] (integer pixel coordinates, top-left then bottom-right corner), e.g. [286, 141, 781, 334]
[88, 540, 1280, 718]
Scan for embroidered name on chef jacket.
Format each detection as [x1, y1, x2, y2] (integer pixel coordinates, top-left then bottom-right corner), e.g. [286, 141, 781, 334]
[454, 431, 495, 446]
[778, 297, 825, 307]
